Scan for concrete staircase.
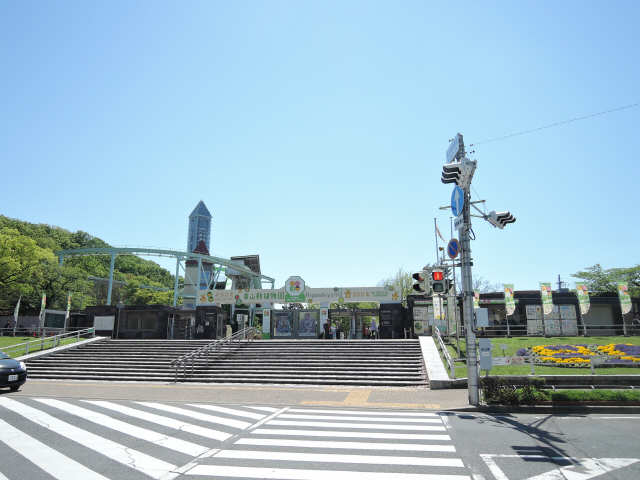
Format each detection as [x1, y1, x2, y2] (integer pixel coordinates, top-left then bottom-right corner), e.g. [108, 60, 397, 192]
[25, 339, 428, 387]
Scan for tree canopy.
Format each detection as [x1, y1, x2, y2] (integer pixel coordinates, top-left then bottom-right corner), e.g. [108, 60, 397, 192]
[572, 264, 640, 297]
[0, 215, 178, 312]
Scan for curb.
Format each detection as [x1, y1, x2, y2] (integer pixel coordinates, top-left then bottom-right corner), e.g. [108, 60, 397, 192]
[17, 336, 107, 361]
[444, 404, 640, 414]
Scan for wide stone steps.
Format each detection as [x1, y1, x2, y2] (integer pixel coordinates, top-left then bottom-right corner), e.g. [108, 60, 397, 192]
[26, 338, 428, 386]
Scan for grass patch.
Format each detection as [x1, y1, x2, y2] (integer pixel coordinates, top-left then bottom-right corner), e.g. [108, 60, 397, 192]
[550, 389, 640, 402]
[442, 335, 640, 378]
[0, 336, 80, 357]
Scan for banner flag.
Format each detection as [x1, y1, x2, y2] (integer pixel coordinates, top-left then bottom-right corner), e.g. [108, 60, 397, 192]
[65, 293, 72, 324]
[435, 222, 445, 242]
[473, 291, 480, 309]
[39, 293, 46, 329]
[617, 282, 632, 315]
[540, 282, 553, 316]
[503, 284, 516, 316]
[13, 296, 21, 335]
[575, 283, 590, 316]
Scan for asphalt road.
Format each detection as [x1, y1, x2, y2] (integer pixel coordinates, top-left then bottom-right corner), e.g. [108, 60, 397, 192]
[1, 382, 639, 480]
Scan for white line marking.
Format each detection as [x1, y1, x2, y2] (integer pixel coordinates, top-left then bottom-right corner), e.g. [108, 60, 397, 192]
[235, 437, 456, 452]
[252, 428, 451, 440]
[185, 404, 266, 420]
[186, 465, 471, 479]
[247, 407, 289, 431]
[0, 418, 109, 480]
[440, 413, 451, 430]
[597, 416, 640, 419]
[288, 408, 439, 417]
[243, 406, 279, 412]
[82, 400, 231, 441]
[0, 398, 175, 480]
[35, 398, 208, 456]
[216, 449, 465, 467]
[278, 413, 443, 423]
[266, 420, 446, 431]
[136, 402, 251, 429]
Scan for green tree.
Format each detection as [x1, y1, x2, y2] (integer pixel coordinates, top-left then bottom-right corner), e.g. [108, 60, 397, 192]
[572, 264, 640, 296]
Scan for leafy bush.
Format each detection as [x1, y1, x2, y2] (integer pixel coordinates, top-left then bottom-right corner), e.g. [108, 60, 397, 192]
[480, 376, 548, 405]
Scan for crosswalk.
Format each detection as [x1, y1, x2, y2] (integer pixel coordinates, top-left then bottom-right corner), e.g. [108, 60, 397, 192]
[0, 397, 470, 480]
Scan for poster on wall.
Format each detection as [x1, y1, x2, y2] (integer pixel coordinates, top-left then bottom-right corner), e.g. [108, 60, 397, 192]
[540, 282, 553, 315]
[273, 311, 292, 337]
[320, 307, 329, 326]
[575, 283, 590, 315]
[262, 309, 271, 338]
[618, 282, 632, 315]
[298, 311, 318, 337]
[503, 284, 516, 316]
[413, 306, 429, 335]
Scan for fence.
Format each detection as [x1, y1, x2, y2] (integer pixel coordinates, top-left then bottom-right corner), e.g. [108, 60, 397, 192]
[434, 326, 456, 379]
[454, 323, 640, 338]
[2, 327, 96, 358]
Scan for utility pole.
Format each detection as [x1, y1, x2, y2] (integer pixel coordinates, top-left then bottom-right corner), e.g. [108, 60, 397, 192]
[441, 132, 516, 406]
[460, 185, 479, 406]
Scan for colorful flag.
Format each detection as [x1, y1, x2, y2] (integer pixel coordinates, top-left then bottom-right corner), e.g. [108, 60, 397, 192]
[65, 293, 72, 326]
[473, 291, 480, 309]
[503, 284, 515, 316]
[39, 293, 47, 329]
[540, 282, 553, 316]
[617, 282, 632, 315]
[575, 283, 590, 316]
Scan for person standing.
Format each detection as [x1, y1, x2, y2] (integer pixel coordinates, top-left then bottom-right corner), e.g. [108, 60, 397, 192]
[323, 321, 330, 339]
[370, 317, 378, 339]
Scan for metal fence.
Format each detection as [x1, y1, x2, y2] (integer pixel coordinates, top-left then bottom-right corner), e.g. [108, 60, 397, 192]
[453, 324, 640, 338]
[2, 327, 96, 358]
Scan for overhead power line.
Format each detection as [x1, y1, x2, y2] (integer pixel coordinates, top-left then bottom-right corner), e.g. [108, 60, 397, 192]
[470, 101, 639, 146]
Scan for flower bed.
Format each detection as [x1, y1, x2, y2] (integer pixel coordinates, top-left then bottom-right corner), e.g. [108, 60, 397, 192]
[522, 343, 640, 368]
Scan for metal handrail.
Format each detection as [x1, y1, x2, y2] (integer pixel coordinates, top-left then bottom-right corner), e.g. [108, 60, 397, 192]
[434, 326, 455, 379]
[2, 327, 96, 357]
[456, 324, 640, 338]
[171, 326, 259, 382]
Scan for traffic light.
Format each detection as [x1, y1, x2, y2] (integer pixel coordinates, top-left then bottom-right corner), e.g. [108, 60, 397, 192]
[412, 271, 430, 294]
[486, 210, 516, 229]
[431, 269, 447, 294]
[441, 157, 476, 188]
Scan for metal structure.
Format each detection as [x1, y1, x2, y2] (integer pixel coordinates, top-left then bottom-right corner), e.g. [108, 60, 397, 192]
[56, 247, 275, 306]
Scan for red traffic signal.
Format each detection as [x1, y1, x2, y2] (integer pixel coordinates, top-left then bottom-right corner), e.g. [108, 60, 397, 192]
[432, 271, 444, 281]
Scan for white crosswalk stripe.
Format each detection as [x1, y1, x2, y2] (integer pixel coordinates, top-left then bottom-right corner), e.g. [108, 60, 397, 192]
[0, 418, 109, 480]
[34, 398, 209, 456]
[185, 403, 266, 420]
[0, 397, 176, 480]
[185, 406, 470, 479]
[83, 399, 232, 441]
[0, 398, 470, 480]
[235, 437, 457, 452]
[136, 401, 252, 429]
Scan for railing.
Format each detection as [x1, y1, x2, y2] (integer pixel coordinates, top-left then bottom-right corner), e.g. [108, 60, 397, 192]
[455, 324, 640, 338]
[2, 327, 96, 358]
[171, 327, 259, 382]
[434, 326, 456, 379]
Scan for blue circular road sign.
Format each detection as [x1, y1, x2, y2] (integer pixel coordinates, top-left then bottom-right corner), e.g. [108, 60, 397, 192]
[447, 238, 460, 259]
[451, 185, 464, 217]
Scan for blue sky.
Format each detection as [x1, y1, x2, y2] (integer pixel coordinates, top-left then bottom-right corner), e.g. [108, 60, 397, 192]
[2, 1, 639, 291]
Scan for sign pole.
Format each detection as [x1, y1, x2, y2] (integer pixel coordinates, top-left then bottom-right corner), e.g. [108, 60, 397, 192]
[461, 187, 480, 406]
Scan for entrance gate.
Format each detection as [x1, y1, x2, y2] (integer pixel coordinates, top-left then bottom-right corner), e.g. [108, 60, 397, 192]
[271, 310, 321, 339]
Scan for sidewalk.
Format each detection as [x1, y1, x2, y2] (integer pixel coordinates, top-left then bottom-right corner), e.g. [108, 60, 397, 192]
[12, 379, 470, 410]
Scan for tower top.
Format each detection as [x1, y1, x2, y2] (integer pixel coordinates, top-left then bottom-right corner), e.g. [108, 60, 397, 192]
[190, 200, 212, 218]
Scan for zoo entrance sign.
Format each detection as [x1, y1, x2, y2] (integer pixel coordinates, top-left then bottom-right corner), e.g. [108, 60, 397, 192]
[199, 276, 401, 305]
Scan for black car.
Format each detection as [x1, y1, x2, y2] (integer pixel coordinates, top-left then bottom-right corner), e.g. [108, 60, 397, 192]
[0, 351, 27, 391]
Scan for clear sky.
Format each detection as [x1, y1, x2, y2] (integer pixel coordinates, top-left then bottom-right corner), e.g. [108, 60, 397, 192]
[2, 1, 639, 291]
